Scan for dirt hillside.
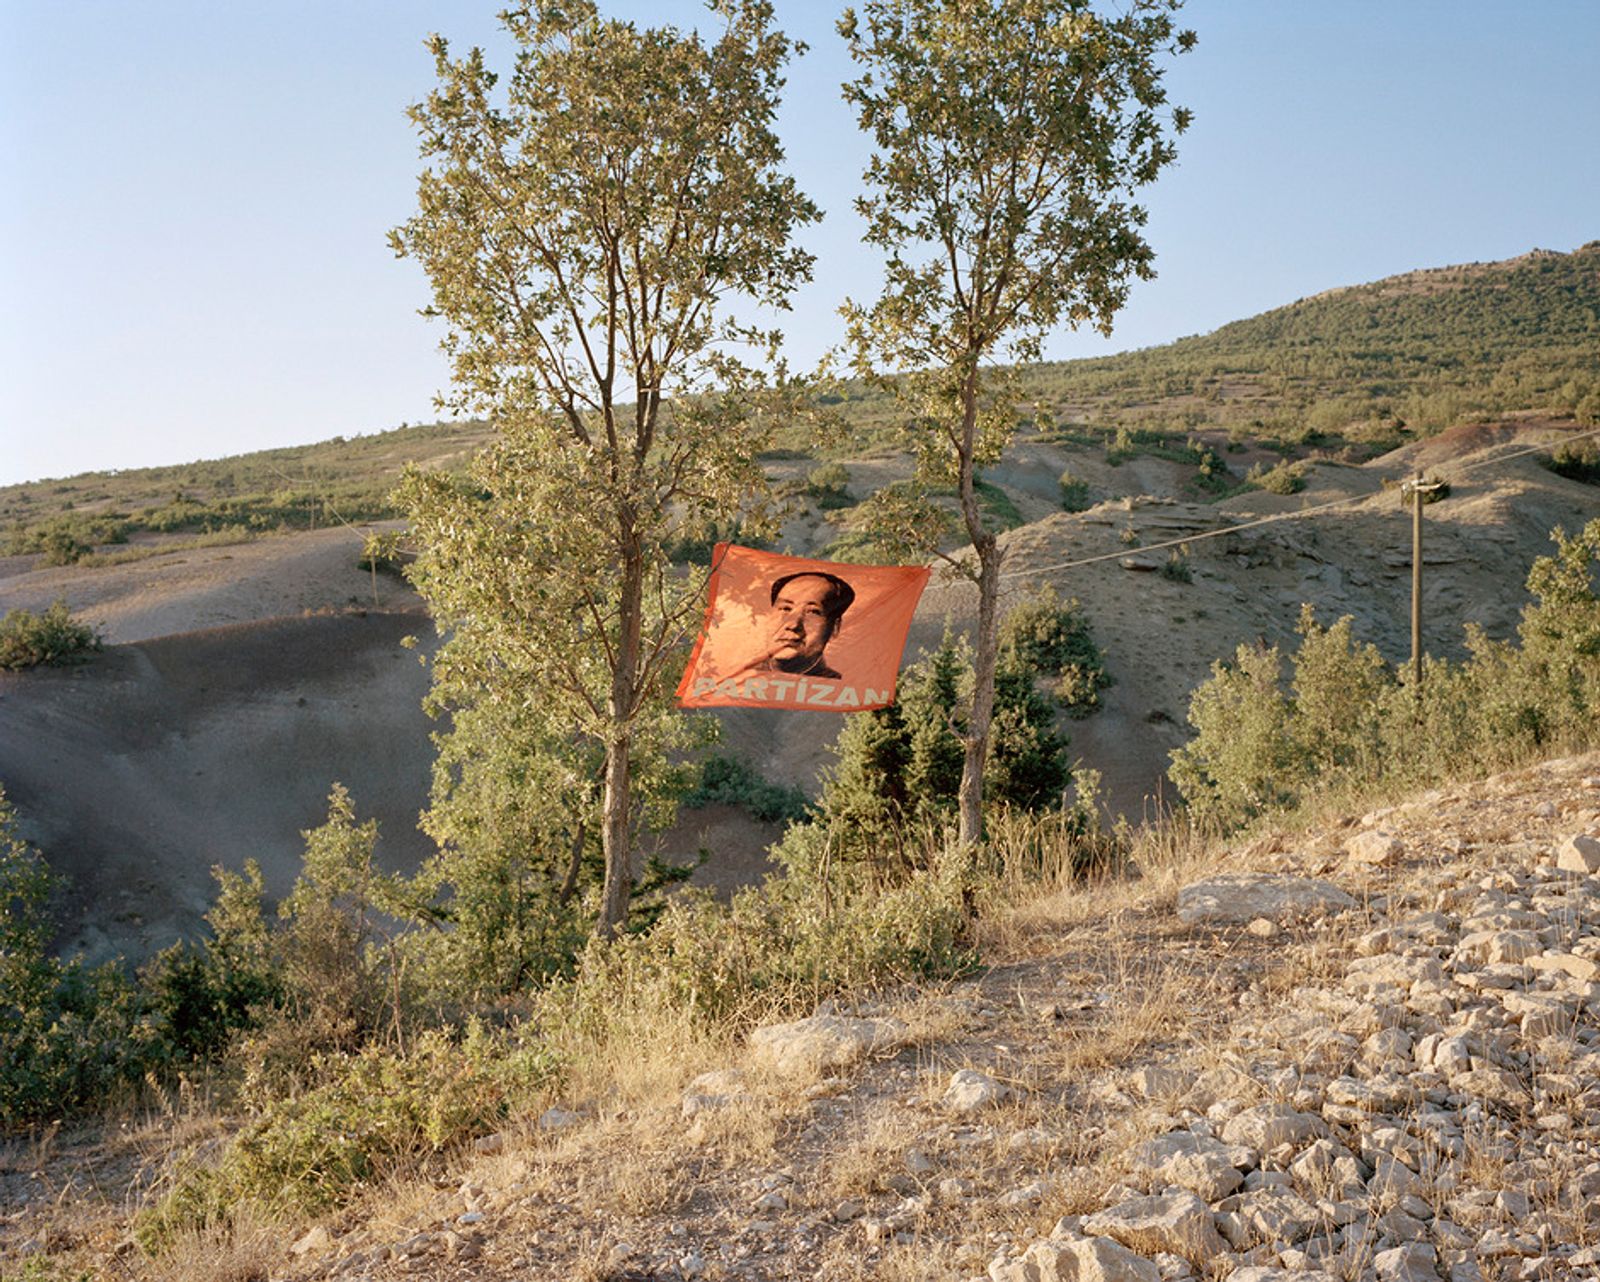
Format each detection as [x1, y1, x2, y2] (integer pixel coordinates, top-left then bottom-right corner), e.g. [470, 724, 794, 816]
[2, 421, 1596, 964]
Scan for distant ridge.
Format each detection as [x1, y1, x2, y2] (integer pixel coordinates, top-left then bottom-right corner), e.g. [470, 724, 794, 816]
[5, 243, 1596, 538]
[1034, 241, 1600, 438]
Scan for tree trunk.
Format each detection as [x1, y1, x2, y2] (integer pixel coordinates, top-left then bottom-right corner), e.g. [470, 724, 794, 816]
[954, 363, 1000, 849]
[959, 537, 1000, 847]
[597, 735, 632, 939]
[596, 533, 644, 940]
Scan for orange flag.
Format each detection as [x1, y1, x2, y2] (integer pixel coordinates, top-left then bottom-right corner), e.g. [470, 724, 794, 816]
[677, 544, 930, 712]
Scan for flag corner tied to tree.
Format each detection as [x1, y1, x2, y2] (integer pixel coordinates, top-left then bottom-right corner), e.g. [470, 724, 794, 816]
[677, 544, 930, 712]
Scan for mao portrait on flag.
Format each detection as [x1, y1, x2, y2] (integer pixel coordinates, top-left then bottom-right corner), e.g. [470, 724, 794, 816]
[677, 545, 930, 712]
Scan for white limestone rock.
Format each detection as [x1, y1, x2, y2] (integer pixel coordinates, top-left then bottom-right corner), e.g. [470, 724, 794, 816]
[1082, 1190, 1227, 1260]
[1218, 1103, 1326, 1152]
[747, 1014, 907, 1075]
[1373, 1242, 1439, 1282]
[1176, 874, 1355, 926]
[1348, 829, 1405, 866]
[1125, 1132, 1252, 1202]
[1556, 833, 1600, 874]
[945, 1068, 1012, 1113]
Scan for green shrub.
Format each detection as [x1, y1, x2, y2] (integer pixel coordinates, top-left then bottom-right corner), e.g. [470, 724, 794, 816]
[274, 786, 409, 1049]
[0, 601, 101, 669]
[1057, 468, 1091, 512]
[1544, 439, 1600, 485]
[137, 1024, 555, 1245]
[999, 585, 1114, 715]
[805, 462, 854, 510]
[1160, 548, 1193, 582]
[682, 754, 811, 826]
[1170, 519, 1600, 830]
[139, 861, 281, 1065]
[1246, 459, 1307, 495]
[0, 790, 161, 1128]
[41, 526, 89, 565]
[4, 514, 129, 562]
[1517, 518, 1600, 737]
[1169, 640, 1302, 830]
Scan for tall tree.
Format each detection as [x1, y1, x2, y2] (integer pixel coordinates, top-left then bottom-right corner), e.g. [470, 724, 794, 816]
[839, 0, 1193, 846]
[393, 0, 818, 940]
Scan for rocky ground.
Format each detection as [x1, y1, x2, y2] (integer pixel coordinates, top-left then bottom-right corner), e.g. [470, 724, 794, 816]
[15, 750, 1593, 1282]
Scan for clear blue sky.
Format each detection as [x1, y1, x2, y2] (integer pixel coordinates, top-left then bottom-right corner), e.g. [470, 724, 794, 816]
[2, 1, 1596, 486]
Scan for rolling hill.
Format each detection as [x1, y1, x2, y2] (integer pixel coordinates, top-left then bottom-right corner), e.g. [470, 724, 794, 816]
[1, 245, 1597, 967]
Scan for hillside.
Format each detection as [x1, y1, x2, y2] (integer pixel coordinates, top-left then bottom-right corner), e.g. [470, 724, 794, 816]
[2, 247, 1599, 967]
[3, 245, 1597, 550]
[11, 753, 1600, 1280]
[1022, 242, 1600, 448]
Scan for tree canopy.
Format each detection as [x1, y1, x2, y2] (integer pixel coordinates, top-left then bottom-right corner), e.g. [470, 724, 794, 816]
[392, 0, 818, 940]
[839, 0, 1193, 844]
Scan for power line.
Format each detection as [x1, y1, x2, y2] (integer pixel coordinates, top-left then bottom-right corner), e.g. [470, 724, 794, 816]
[998, 422, 1600, 581]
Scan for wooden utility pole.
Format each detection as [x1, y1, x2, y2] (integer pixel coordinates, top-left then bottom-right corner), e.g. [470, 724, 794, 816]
[1405, 470, 1444, 703]
[1411, 470, 1423, 691]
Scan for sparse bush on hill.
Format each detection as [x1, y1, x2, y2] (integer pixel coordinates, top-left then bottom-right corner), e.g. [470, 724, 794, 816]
[1057, 467, 1091, 512]
[0, 600, 101, 670]
[1544, 438, 1600, 485]
[998, 585, 1114, 716]
[1171, 519, 1600, 830]
[4, 513, 130, 563]
[1245, 458, 1307, 495]
[805, 462, 854, 510]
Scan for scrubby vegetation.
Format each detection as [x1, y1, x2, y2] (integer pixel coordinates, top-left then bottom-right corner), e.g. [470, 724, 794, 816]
[1171, 517, 1600, 830]
[0, 583, 1117, 1244]
[7, 446, 1597, 1280]
[124, 790, 983, 1237]
[1025, 243, 1600, 448]
[0, 419, 487, 561]
[1544, 437, 1600, 485]
[998, 585, 1115, 716]
[804, 462, 855, 510]
[1057, 467, 1092, 511]
[682, 754, 812, 826]
[0, 599, 101, 669]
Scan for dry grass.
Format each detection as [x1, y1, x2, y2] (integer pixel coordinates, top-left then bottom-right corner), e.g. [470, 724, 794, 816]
[681, 1093, 792, 1168]
[817, 1234, 966, 1281]
[137, 1207, 282, 1282]
[17, 750, 1600, 1281]
[577, 1149, 693, 1218]
[979, 813, 1226, 960]
[820, 1112, 929, 1203]
[539, 1005, 746, 1118]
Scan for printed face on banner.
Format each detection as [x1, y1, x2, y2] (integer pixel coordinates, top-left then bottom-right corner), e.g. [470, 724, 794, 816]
[677, 545, 930, 712]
